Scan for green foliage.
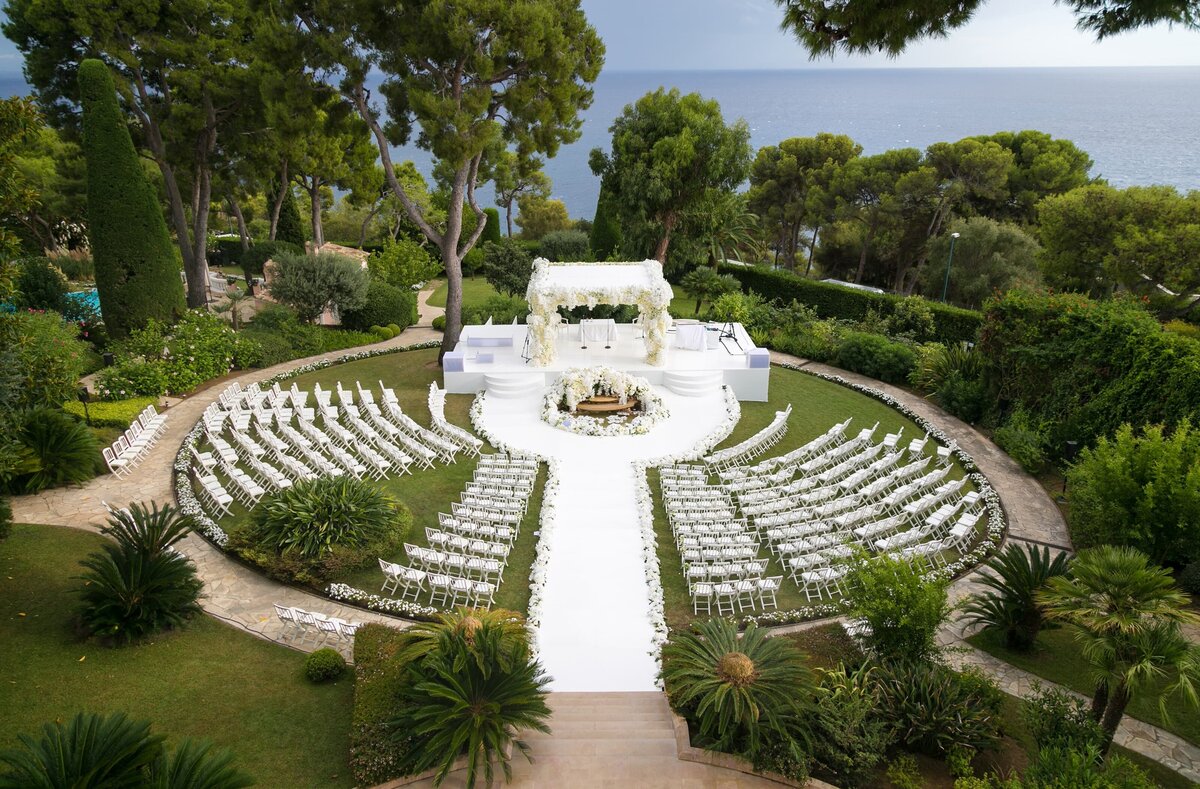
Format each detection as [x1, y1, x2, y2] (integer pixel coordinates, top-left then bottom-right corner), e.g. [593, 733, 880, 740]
[994, 407, 1049, 473]
[481, 207, 502, 247]
[62, 396, 157, 429]
[274, 185, 305, 249]
[885, 753, 922, 789]
[464, 294, 529, 326]
[77, 502, 203, 643]
[662, 619, 814, 764]
[1022, 684, 1106, 755]
[388, 609, 551, 788]
[482, 238, 535, 298]
[537, 228, 591, 262]
[589, 179, 621, 260]
[9, 310, 88, 410]
[304, 647, 347, 683]
[971, 130, 1094, 224]
[833, 331, 917, 384]
[349, 624, 414, 785]
[13, 257, 68, 312]
[1021, 745, 1158, 789]
[963, 544, 1072, 651]
[239, 305, 378, 367]
[77, 59, 185, 338]
[680, 267, 740, 315]
[367, 238, 440, 290]
[431, 314, 445, 332]
[0, 711, 252, 789]
[515, 194, 571, 240]
[5, 408, 98, 494]
[875, 662, 1004, 757]
[267, 252, 369, 323]
[936, 370, 991, 424]
[207, 237, 248, 269]
[340, 279, 417, 333]
[1165, 319, 1200, 341]
[845, 551, 951, 664]
[95, 360, 170, 399]
[883, 296, 936, 342]
[1065, 421, 1200, 564]
[920, 217, 1042, 309]
[723, 264, 982, 344]
[1178, 562, 1200, 596]
[238, 477, 410, 584]
[52, 255, 95, 282]
[909, 341, 984, 394]
[242, 240, 302, 279]
[0, 96, 43, 259]
[810, 664, 893, 788]
[0, 497, 11, 541]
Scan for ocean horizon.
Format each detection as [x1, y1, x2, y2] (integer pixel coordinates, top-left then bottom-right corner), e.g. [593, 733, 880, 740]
[5, 65, 1199, 219]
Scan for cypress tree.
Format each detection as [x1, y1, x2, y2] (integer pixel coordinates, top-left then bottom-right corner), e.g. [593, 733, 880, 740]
[590, 178, 621, 262]
[78, 59, 185, 337]
[275, 185, 305, 249]
[483, 207, 503, 245]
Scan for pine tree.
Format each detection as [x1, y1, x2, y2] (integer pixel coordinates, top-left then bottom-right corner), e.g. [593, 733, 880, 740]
[78, 59, 185, 337]
[590, 179, 621, 261]
[275, 185, 306, 249]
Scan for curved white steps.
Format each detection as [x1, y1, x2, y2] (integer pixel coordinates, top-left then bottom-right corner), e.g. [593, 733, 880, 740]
[663, 370, 724, 397]
[484, 373, 545, 399]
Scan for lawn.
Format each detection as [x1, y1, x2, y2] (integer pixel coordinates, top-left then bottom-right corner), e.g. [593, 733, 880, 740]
[0, 523, 356, 788]
[200, 346, 543, 615]
[652, 363, 978, 631]
[969, 627, 1200, 748]
[427, 276, 516, 310]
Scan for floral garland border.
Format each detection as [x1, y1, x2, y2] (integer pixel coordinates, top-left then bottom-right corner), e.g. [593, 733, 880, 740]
[172, 339, 450, 622]
[736, 363, 1009, 629]
[541, 367, 670, 437]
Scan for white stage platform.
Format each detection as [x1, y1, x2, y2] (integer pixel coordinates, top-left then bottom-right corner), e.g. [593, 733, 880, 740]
[442, 321, 770, 401]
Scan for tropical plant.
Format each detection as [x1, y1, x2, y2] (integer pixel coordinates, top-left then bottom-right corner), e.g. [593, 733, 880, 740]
[77, 502, 203, 643]
[909, 340, 984, 394]
[7, 408, 98, 494]
[215, 287, 253, 332]
[662, 618, 814, 763]
[680, 267, 740, 316]
[874, 661, 1004, 758]
[245, 476, 407, 562]
[687, 190, 764, 267]
[1039, 545, 1200, 748]
[844, 551, 951, 664]
[147, 738, 254, 789]
[388, 608, 551, 788]
[963, 543, 1071, 650]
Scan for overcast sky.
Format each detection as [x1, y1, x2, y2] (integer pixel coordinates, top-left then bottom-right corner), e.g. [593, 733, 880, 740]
[2, 0, 1199, 79]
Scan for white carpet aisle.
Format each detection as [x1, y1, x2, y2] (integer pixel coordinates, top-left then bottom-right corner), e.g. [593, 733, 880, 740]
[476, 388, 730, 691]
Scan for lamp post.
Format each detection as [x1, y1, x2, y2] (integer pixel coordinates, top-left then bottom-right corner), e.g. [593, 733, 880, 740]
[77, 385, 91, 427]
[941, 231, 960, 303]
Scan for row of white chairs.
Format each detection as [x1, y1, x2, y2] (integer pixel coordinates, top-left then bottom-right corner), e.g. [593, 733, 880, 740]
[428, 383, 484, 456]
[703, 404, 792, 471]
[272, 603, 362, 653]
[102, 405, 169, 477]
[378, 561, 497, 608]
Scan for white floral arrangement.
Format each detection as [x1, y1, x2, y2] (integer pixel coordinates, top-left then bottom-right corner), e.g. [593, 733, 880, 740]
[326, 583, 440, 620]
[524, 259, 674, 366]
[541, 366, 669, 437]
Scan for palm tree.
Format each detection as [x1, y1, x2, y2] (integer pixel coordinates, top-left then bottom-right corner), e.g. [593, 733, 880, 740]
[1038, 545, 1200, 748]
[148, 738, 254, 789]
[216, 286, 253, 331]
[687, 191, 765, 269]
[388, 608, 551, 788]
[661, 618, 814, 762]
[963, 543, 1071, 650]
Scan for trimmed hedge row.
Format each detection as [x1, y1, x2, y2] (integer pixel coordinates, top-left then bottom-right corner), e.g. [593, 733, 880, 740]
[63, 396, 158, 428]
[720, 265, 982, 344]
[350, 624, 413, 786]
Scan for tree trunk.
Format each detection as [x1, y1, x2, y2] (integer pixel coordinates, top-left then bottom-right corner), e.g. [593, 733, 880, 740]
[228, 196, 250, 251]
[308, 177, 324, 248]
[268, 159, 288, 241]
[358, 201, 380, 248]
[805, 226, 820, 278]
[854, 233, 871, 284]
[1099, 682, 1131, 754]
[1091, 680, 1110, 722]
[505, 203, 513, 238]
[654, 213, 677, 263]
[182, 93, 217, 309]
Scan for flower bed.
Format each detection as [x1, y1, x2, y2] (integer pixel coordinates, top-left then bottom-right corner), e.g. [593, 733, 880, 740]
[541, 366, 668, 437]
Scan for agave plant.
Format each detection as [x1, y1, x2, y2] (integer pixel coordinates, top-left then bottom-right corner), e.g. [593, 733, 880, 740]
[77, 501, 202, 643]
[389, 609, 551, 788]
[661, 618, 814, 761]
[963, 543, 1071, 650]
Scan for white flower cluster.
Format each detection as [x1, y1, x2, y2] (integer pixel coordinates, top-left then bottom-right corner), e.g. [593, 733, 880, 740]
[326, 583, 440, 620]
[172, 422, 230, 547]
[524, 259, 674, 366]
[541, 366, 669, 437]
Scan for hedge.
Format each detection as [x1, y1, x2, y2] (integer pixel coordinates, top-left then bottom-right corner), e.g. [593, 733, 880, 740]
[79, 59, 185, 338]
[63, 396, 157, 428]
[350, 624, 414, 786]
[340, 280, 417, 332]
[208, 237, 248, 269]
[720, 265, 982, 345]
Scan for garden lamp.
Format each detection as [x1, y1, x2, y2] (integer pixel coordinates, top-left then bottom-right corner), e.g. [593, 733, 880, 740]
[77, 386, 91, 426]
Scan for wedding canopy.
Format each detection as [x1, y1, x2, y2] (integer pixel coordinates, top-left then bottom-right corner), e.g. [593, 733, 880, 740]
[524, 259, 674, 366]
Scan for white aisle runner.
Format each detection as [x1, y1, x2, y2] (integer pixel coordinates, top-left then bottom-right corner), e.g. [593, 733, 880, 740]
[475, 387, 731, 691]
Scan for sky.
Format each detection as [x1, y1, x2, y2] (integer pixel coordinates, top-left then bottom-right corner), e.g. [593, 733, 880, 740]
[2, 0, 1200, 79]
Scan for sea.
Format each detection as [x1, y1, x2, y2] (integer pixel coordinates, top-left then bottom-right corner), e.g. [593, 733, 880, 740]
[6, 66, 1199, 219]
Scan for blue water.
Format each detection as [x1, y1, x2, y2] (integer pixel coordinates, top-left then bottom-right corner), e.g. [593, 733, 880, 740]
[66, 289, 100, 313]
[6, 67, 1199, 218]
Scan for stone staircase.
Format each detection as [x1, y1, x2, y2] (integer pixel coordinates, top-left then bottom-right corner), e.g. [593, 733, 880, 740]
[663, 370, 724, 397]
[484, 373, 545, 399]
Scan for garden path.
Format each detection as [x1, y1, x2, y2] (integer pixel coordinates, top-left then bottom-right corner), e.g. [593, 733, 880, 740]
[473, 388, 731, 691]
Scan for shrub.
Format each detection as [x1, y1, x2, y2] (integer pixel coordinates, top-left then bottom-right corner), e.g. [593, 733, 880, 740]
[350, 624, 415, 785]
[1022, 746, 1157, 789]
[885, 754, 921, 789]
[844, 551, 951, 664]
[482, 207, 503, 246]
[62, 395, 157, 428]
[810, 664, 892, 788]
[663, 618, 814, 764]
[1065, 421, 1200, 564]
[207, 236, 247, 269]
[721, 263, 982, 344]
[368, 238, 441, 289]
[10, 310, 89, 409]
[884, 296, 937, 342]
[268, 251, 369, 324]
[96, 359, 170, 399]
[340, 279, 417, 332]
[461, 245, 484, 276]
[994, 407, 1048, 473]
[1164, 319, 1200, 341]
[13, 256, 68, 312]
[6, 408, 99, 494]
[305, 647, 347, 682]
[936, 371, 990, 424]
[242, 239, 302, 279]
[78, 59, 185, 338]
[833, 331, 917, 384]
[0, 497, 11, 541]
[538, 228, 591, 262]
[482, 238, 535, 297]
[464, 293, 529, 326]
[963, 544, 1072, 651]
[52, 254, 95, 282]
[432, 315, 445, 331]
[875, 662, 1004, 758]
[97, 311, 244, 397]
[77, 502, 203, 643]
[909, 341, 985, 395]
[773, 319, 844, 363]
[1022, 684, 1105, 754]
[1178, 562, 1200, 595]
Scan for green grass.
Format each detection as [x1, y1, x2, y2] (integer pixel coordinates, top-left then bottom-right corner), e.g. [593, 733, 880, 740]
[969, 627, 1200, 748]
[0, 523, 356, 788]
[653, 364, 977, 631]
[202, 347, 542, 615]
[427, 277, 509, 310]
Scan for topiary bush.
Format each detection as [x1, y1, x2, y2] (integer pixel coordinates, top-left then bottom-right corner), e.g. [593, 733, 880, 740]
[305, 647, 347, 682]
[833, 331, 917, 384]
[274, 185, 305, 249]
[340, 279, 417, 333]
[432, 315, 445, 331]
